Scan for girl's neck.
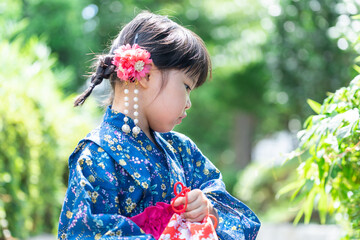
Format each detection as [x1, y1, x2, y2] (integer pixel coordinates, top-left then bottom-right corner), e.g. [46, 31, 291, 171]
[111, 91, 156, 144]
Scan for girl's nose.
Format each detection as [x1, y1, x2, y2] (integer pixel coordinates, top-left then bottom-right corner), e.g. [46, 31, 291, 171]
[185, 96, 191, 110]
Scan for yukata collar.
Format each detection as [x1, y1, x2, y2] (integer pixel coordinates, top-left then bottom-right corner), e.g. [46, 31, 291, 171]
[104, 105, 137, 131]
[103, 105, 161, 151]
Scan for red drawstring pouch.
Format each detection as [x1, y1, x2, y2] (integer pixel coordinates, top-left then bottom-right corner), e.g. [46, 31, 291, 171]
[159, 213, 218, 240]
[130, 182, 218, 240]
[158, 182, 218, 240]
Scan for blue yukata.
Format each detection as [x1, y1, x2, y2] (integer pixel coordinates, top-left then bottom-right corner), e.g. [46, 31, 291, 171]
[58, 106, 260, 239]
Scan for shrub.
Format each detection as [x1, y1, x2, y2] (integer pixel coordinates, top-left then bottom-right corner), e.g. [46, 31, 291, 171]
[281, 74, 360, 238]
[0, 37, 97, 238]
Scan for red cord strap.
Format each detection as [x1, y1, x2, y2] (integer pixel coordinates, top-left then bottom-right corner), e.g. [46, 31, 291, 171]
[171, 182, 218, 229]
[172, 182, 190, 213]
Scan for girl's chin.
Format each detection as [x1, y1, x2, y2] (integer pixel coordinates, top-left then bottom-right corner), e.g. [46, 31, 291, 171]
[152, 124, 175, 133]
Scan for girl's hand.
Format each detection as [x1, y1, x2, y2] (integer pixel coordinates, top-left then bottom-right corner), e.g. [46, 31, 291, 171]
[172, 189, 219, 226]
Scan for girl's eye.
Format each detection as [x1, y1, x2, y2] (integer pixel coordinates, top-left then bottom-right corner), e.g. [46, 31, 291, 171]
[185, 84, 191, 91]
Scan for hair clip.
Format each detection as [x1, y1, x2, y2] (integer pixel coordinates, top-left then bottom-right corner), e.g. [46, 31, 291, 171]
[112, 41, 152, 82]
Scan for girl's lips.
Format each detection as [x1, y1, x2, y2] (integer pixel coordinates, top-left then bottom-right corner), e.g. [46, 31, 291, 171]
[180, 113, 187, 120]
[176, 114, 187, 124]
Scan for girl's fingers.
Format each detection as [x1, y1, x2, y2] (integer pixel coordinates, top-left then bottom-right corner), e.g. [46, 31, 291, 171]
[172, 196, 185, 207]
[186, 189, 210, 211]
[173, 189, 201, 207]
[185, 194, 208, 212]
[186, 189, 202, 203]
[184, 202, 208, 222]
[183, 207, 206, 222]
[173, 189, 212, 222]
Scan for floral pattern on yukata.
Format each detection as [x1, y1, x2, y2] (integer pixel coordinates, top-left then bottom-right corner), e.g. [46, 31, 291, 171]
[57, 106, 260, 240]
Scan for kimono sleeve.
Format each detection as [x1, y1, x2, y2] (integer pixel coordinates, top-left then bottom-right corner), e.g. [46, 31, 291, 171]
[57, 140, 155, 240]
[185, 138, 260, 240]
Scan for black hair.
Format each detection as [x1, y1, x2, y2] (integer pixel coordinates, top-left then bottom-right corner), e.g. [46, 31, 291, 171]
[74, 11, 212, 107]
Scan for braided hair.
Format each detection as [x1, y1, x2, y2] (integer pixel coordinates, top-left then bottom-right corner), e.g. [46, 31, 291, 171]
[73, 56, 115, 106]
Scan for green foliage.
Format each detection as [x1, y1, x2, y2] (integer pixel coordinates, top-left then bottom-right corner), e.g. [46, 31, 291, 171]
[234, 159, 300, 223]
[212, 62, 270, 114]
[16, 0, 93, 92]
[281, 74, 360, 238]
[0, 34, 97, 238]
[264, 0, 357, 125]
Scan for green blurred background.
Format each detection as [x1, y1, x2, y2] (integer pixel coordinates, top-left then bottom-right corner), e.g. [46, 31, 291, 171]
[1, 0, 360, 239]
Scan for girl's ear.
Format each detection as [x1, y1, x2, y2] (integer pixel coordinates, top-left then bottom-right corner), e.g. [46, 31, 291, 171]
[138, 63, 156, 89]
[138, 74, 150, 89]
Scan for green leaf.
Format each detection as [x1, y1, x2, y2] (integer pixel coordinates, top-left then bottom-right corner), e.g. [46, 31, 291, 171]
[307, 99, 322, 114]
[303, 115, 313, 128]
[304, 189, 316, 223]
[329, 159, 341, 179]
[336, 125, 351, 140]
[276, 179, 306, 199]
[317, 157, 325, 180]
[302, 158, 315, 177]
[354, 64, 360, 74]
[355, 56, 360, 63]
[318, 188, 328, 224]
[293, 207, 304, 225]
[351, 14, 360, 20]
[290, 187, 302, 201]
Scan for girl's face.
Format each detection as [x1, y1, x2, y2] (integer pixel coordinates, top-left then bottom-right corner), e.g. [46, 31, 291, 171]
[142, 68, 194, 133]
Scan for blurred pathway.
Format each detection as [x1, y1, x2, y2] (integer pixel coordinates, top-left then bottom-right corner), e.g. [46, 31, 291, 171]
[27, 223, 343, 240]
[257, 223, 343, 240]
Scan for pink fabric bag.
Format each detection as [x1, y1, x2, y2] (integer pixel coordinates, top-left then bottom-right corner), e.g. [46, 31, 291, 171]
[130, 182, 218, 240]
[130, 202, 175, 239]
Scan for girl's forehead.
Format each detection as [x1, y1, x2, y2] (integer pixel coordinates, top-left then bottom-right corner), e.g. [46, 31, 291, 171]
[171, 69, 196, 83]
[156, 67, 197, 89]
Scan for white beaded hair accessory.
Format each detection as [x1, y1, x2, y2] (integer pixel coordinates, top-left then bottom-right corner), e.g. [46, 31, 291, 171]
[132, 87, 141, 135]
[112, 34, 152, 135]
[121, 85, 131, 134]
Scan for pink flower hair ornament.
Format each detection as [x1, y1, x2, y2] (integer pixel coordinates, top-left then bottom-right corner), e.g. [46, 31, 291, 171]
[112, 44, 152, 82]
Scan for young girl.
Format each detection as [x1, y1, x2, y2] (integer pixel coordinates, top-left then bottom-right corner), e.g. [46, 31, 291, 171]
[58, 12, 260, 240]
